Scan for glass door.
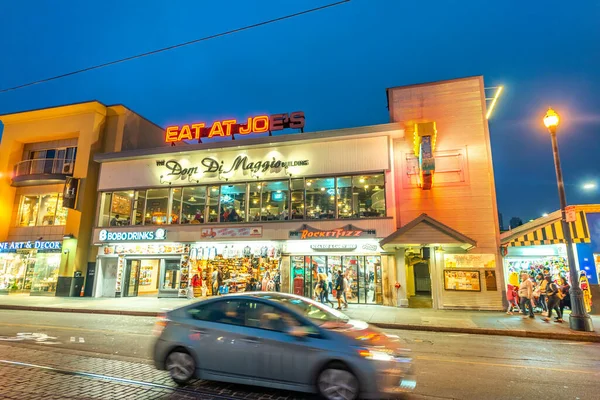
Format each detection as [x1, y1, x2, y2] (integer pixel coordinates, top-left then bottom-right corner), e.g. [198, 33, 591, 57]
[124, 259, 141, 297]
[365, 256, 381, 304]
[310, 256, 327, 299]
[290, 256, 305, 296]
[343, 256, 359, 304]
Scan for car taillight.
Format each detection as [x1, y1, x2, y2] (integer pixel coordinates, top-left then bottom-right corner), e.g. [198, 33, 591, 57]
[153, 313, 169, 336]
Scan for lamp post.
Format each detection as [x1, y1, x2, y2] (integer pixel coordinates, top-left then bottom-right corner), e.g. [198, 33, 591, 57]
[543, 108, 594, 331]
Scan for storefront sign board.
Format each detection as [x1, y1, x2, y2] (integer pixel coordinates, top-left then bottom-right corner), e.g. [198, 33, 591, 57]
[98, 136, 390, 190]
[444, 254, 496, 269]
[200, 227, 263, 239]
[289, 224, 376, 240]
[165, 111, 305, 143]
[98, 229, 167, 242]
[0, 240, 62, 252]
[310, 244, 357, 251]
[565, 205, 576, 223]
[62, 177, 79, 209]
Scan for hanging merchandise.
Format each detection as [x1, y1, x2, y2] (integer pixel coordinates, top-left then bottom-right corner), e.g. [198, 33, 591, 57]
[506, 256, 570, 282]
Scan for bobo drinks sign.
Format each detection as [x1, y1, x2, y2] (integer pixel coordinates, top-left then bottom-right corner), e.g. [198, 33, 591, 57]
[165, 111, 305, 143]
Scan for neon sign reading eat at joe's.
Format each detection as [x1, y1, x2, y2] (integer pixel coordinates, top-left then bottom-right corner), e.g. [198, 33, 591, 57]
[165, 111, 305, 143]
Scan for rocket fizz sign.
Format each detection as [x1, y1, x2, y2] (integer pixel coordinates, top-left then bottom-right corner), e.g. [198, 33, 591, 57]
[288, 224, 377, 240]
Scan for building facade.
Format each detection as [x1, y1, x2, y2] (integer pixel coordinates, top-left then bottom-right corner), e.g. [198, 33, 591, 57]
[0, 102, 169, 296]
[90, 76, 504, 310]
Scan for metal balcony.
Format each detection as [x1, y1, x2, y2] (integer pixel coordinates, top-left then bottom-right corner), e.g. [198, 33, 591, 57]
[11, 158, 75, 187]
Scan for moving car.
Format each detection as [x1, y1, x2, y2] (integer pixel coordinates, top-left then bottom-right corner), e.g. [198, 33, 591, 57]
[153, 292, 415, 400]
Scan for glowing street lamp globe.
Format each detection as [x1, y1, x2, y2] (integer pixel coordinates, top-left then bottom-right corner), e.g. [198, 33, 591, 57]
[544, 108, 560, 132]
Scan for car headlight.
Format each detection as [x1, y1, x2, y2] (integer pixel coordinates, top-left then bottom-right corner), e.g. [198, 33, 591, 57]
[356, 347, 395, 362]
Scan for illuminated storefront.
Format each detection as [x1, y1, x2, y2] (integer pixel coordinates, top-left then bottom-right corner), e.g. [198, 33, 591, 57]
[501, 205, 600, 314]
[0, 240, 62, 295]
[89, 76, 504, 309]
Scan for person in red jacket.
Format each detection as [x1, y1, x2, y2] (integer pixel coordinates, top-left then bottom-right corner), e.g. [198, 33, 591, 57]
[506, 283, 519, 314]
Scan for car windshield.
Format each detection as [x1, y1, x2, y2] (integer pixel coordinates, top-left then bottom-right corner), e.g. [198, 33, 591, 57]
[253, 293, 349, 326]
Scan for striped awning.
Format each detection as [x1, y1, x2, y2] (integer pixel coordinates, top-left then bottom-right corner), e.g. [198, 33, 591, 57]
[507, 211, 591, 247]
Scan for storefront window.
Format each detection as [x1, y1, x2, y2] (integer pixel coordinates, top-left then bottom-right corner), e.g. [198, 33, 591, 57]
[145, 188, 170, 225]
[336, 176, 354, 218]
[261, 181, 289, 221]
[162, 260, 181, 290]
[109, 191, 133, 226]
[18, 195, 40, 227]
[38, 194, 59, 226]
[249, 182, 262, 221]
[353, 174, 385, 217]
[98, 193, 112, 227]
[182, 186, 206, 224]
[18, 194, 69, 227]
[55, 195, 68, 225]
[220, 184, 246, 222]
[305, 177, 335, 219]
[290, 179, 305, 220]
[207, 185, 220, 222]
[170, 188, 182, 224]
[132, 190, 146, 225]
[30, 253, 61, 294]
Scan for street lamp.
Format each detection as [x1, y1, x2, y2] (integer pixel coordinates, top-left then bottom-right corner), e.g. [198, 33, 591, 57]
[543, 107, 594, 331]
[582, 182, 597, 191]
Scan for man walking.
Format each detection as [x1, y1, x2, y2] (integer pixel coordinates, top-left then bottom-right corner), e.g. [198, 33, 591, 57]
[518, 272, 535, 319]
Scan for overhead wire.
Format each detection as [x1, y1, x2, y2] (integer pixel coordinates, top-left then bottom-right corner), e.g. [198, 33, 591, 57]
[0, 0, 350, 94]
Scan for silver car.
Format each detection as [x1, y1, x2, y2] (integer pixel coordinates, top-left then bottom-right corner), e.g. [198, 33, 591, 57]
[153, 292, 415, 400]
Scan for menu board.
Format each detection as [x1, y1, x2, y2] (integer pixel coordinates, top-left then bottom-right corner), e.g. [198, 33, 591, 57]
[444, 270, 481, 292]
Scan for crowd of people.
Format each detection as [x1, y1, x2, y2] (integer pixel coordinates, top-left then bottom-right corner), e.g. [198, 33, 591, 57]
[314, 269, 350, 310]
[506, 269, 570, 323]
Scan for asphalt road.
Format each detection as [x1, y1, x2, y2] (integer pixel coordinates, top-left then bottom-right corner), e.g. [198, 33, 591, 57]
[0, 310, 599, 399]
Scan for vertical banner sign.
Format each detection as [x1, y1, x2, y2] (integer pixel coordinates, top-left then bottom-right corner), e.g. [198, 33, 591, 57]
[63, 177, 79, 209]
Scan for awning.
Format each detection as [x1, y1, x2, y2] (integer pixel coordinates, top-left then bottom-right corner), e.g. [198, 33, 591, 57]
[380, 213, 477, 250]
[504, 210, 590, 247]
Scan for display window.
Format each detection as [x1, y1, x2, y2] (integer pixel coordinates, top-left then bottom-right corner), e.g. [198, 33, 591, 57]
[188, 243, 282, 297]
[17, 193, 67, 227]
[290, 255, 383, 304]
[30, 253, 61, 293]
[505, 256, 571, 288]
[97, 173, 387, 227]
[0, 253, 34, 291]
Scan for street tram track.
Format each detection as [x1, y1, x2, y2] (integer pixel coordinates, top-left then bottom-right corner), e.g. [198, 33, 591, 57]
[0, 359, 252, 400]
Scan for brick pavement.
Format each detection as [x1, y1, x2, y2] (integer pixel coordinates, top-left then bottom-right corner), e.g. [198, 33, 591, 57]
[0, 343, 308, 400]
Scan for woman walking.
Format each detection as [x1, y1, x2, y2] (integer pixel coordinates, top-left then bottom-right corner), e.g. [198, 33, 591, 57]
[558, 276, 571, 317]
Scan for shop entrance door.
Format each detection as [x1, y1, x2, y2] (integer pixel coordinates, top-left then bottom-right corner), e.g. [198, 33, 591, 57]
[410, 261, 433, 308]
[123, 260, 141, 297]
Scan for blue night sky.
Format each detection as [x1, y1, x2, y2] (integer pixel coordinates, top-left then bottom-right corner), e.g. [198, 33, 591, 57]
[1, 0, 599, 224]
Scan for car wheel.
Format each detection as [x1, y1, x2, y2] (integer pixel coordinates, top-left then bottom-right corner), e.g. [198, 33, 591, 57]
[165, 349, 195, 385]
[317, 364, 359, 400]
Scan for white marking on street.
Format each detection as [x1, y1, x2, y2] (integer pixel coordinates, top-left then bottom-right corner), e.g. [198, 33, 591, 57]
[79, 337, 85, 343]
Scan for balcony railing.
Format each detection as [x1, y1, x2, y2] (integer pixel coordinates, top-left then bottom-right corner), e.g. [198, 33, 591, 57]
[11, 158, 75, 186]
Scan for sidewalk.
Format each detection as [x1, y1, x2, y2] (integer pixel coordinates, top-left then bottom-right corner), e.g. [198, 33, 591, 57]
[1, 294, 599, 342]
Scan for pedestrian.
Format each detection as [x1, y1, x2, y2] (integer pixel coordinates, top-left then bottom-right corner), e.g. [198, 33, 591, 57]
[506, 283, 519, 314]
[558, 276, 571, 317]
[211, 268, 219, 296]
[261, 271, 271, 291]
[518, 272, 535, 319]
[342, 270, 349, 309]
[543, 276, 563, 323]
[335, 270, 345, 310]
[217, 268, 224, 295]
[536, 273, 548, 314]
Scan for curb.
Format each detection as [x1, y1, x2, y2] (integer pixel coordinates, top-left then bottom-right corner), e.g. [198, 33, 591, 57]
[371, 322, 600, 343]
[1, 304, 598, 343]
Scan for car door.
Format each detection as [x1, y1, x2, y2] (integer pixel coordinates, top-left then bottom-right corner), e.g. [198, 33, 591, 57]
[187, 298, 260, 380]
[243, 300, 328, 387]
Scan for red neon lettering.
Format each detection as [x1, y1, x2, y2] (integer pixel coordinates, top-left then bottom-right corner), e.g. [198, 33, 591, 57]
[354, 231, 362, 237]
[222, 119, 236, 136]
[239, 117, 253, 134]
[253, 115, 269, 133]
[191, 123, 205, 140]
[165, 126, 179, 142]
[178, 125, 193, 141]
[208, 121, 225, 138]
